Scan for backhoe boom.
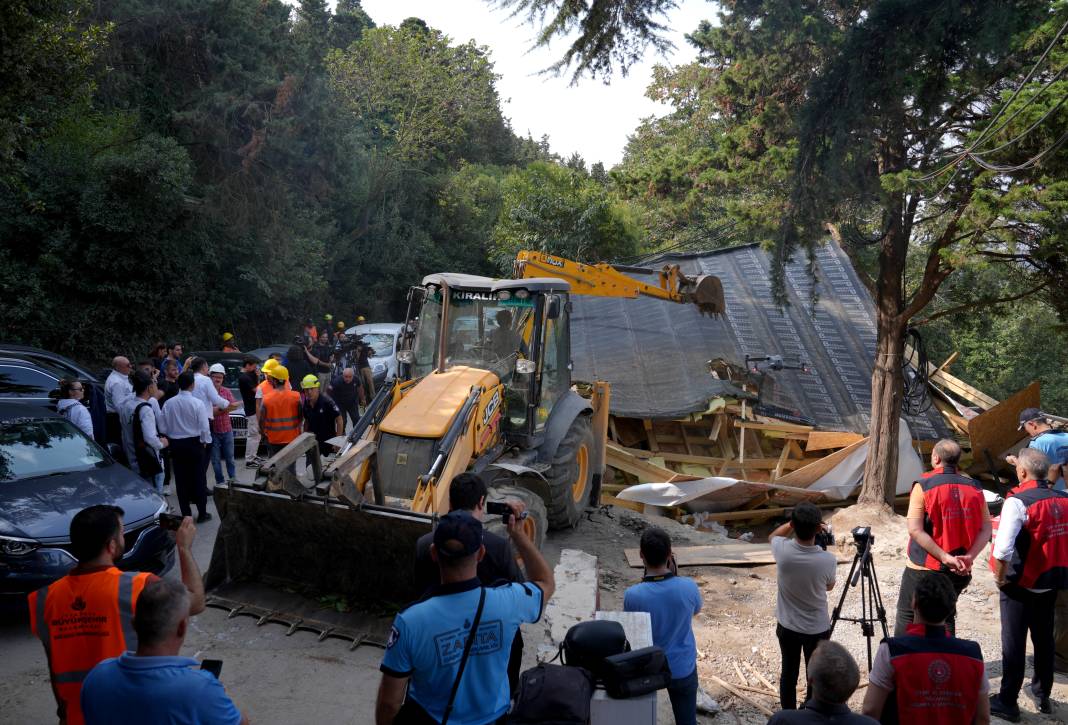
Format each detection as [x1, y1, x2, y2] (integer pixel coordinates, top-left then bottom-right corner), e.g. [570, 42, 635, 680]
[513, 250, 725, 316]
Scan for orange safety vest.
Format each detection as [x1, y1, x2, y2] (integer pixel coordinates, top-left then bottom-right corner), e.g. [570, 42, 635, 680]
[262, 388, 302, 445]
[27, 567, 152, 725]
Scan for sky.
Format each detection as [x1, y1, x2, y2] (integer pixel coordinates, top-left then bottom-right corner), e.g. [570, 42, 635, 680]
[359, 0, 718, 168]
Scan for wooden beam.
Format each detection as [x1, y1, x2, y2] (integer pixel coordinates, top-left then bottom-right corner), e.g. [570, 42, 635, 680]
[905, 345, 999, 410]
[775, 437, 868, 488]
[709, 675, 774, 717]
[805, 431, 865, 452]
[935, 351, 959, 374]
[735, 419, 814, 434]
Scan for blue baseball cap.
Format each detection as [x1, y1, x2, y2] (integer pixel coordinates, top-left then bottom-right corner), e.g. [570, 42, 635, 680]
[1018, 408, 1043, 430]
[433, 510, 483, 559]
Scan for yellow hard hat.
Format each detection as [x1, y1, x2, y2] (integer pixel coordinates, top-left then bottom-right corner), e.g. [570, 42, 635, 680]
[301, 374, 320, 389]
[222, 332, 234, 342]
[262, 358, 278, 375]
[268, 364, 289, 382]
[324, 313, 333, 321]
[357, 315, 366, 323]
[337, 321, 345, 329]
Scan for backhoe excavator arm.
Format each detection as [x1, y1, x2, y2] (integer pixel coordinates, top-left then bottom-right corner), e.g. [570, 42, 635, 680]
[513, 250, 725, 316]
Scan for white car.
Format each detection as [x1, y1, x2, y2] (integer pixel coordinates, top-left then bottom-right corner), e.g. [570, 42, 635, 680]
[344, 323, 405, 385]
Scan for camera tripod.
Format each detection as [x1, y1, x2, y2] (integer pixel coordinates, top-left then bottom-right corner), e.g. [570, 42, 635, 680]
[829, 530, 889, 670]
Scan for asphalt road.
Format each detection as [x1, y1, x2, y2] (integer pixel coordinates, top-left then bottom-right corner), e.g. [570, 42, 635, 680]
[0, 460, 384, 725]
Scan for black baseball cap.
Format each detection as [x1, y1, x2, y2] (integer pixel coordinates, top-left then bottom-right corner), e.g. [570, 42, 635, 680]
[433, 511, 483, 559]
[1018, 408, 1043, 430]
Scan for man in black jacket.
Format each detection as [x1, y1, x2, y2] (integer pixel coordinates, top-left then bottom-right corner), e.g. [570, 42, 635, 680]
[413, 472, 525, 692]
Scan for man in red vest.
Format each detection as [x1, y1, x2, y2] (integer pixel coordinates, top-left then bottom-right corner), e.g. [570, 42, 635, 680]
[894, 439, 991, 636]
[27, 505, 205, 725]
[862, 573, 989, 724]
[989, 448, 1068, 721]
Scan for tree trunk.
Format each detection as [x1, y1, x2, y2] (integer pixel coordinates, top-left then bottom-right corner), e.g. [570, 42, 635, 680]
[859, 310, 906, 505]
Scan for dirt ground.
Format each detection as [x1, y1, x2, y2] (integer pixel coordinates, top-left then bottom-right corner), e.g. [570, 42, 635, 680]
[563, 502, 1067, 724]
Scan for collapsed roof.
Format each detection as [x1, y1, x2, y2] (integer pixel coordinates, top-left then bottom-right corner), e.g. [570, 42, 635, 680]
[569, 241, 951, 440]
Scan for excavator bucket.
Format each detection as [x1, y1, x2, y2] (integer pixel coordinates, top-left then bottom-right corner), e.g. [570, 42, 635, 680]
[683, 273, 726, 317]
[203, 481, 434, 644]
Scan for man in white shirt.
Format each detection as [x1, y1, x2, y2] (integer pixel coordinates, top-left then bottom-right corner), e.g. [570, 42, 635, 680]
[989, 448, 1068, 721]
[104, 356, 133, 462]
[159, 371, 212, 523]
[770, 502, 838, 711]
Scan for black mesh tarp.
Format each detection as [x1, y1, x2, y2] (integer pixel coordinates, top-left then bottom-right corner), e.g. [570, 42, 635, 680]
[570, 242, 950, 440]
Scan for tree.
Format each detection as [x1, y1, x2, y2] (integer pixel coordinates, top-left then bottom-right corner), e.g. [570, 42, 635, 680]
[492, 161, 642, 269]
[499, 0, 1068, 505]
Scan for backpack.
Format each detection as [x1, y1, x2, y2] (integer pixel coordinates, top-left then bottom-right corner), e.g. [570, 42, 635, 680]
[509, 663, 593, 725]
[561, 620, 630, 680]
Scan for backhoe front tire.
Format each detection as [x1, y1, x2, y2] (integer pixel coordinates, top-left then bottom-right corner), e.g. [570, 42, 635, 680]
[546, 415, 595, 529]
[485, 485, 547, 550]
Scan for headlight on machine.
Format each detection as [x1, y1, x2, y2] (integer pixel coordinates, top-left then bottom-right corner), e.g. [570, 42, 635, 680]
[515, 359, 536, 374]
[0, 535, 41, 557]
[373, 363, 386, 374]
[397, 350, 414, 364]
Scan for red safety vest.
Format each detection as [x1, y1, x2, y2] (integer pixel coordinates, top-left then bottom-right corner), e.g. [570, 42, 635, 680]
[988, 480, 1041, 574]
[887, 623, 985, 725]
[27, 567, 152, 725]
[907, 467, 987, 570]
[262, 388, 302, 445]
[1009, 484, 1068, 589]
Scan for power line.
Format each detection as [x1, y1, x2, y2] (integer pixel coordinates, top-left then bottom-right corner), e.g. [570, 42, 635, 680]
[912, 16, 1068, 183]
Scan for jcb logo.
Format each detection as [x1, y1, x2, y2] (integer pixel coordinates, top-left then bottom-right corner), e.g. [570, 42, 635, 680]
[481, 389, 501, 427]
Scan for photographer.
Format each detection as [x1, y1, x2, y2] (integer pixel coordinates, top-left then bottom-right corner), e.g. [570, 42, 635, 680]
[624, 527, 703, 725]
[413, 473, 525, 693]
[895, 439, 990, 637]
[770, 502, 837, 711]
[376, 509, 553, 725]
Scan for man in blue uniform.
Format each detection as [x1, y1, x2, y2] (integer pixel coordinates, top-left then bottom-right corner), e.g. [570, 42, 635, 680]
[375, 509, 555, 725]
[1008, 408, 1068, 491]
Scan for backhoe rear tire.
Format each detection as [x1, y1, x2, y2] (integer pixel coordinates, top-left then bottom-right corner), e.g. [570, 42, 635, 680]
[485, 485, 547, 550]
[546, 415, 595, 529]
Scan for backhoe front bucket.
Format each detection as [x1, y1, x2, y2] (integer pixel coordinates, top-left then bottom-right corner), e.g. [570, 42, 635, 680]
[685, 274, 726, 317]
[204, 481, 434, 641]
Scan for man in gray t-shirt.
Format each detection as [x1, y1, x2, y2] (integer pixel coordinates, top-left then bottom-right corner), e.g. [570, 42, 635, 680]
[770, 502, 838, 711]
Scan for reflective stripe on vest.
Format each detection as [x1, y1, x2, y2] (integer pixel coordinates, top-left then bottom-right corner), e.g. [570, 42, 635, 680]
[907, 467, 986, 570]
[1011, 485, 1068, 589]
[887, 626, 984, 725]
[27, 567, 150, 725]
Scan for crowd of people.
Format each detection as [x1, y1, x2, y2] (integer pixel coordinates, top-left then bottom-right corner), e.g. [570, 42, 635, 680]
[53, 324, 379, 520]
[35, 354, 1068, 725]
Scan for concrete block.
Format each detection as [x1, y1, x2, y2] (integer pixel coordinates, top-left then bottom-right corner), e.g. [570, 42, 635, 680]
[535, 548, 599, 660]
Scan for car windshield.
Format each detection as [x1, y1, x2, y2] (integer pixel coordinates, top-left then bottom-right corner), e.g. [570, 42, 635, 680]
[0, 418, 106, 482]
[361, 333, 395, 358]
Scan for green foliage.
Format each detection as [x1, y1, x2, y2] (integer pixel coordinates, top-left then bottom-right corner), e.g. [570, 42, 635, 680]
[0, 0, 108, 179]
[492, 161, 642, 270]
[0, 0, 606, 363]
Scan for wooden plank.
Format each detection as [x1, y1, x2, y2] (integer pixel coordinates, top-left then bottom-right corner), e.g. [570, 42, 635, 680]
[967, 381, 1041, 474]
[709, 414, 724, 442]
[735, 419, 814, 434]
[709, 675, 775, 717]
[600, 492, 647, 513]
[905, 345, 999, 410]
[774, 437, 868, 488]
[935, 351, 959, 374]
[625, 544, 776, 567]
[805, 431, 865, 452]
[624, 543, 848, 568]
[772, 444, 792, 480]
[609, 443, 807, 471]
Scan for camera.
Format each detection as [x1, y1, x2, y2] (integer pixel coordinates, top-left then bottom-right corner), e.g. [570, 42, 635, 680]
[814, 525, 835, 551]
[852, 526, 873, 548]
[486, 500, 528, 526]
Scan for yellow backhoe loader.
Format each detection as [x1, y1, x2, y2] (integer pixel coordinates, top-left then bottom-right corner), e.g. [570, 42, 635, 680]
[203, 252, 723, 645]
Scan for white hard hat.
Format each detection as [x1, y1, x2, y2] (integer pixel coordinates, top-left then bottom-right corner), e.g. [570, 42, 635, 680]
[209, 363, 226, 375]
